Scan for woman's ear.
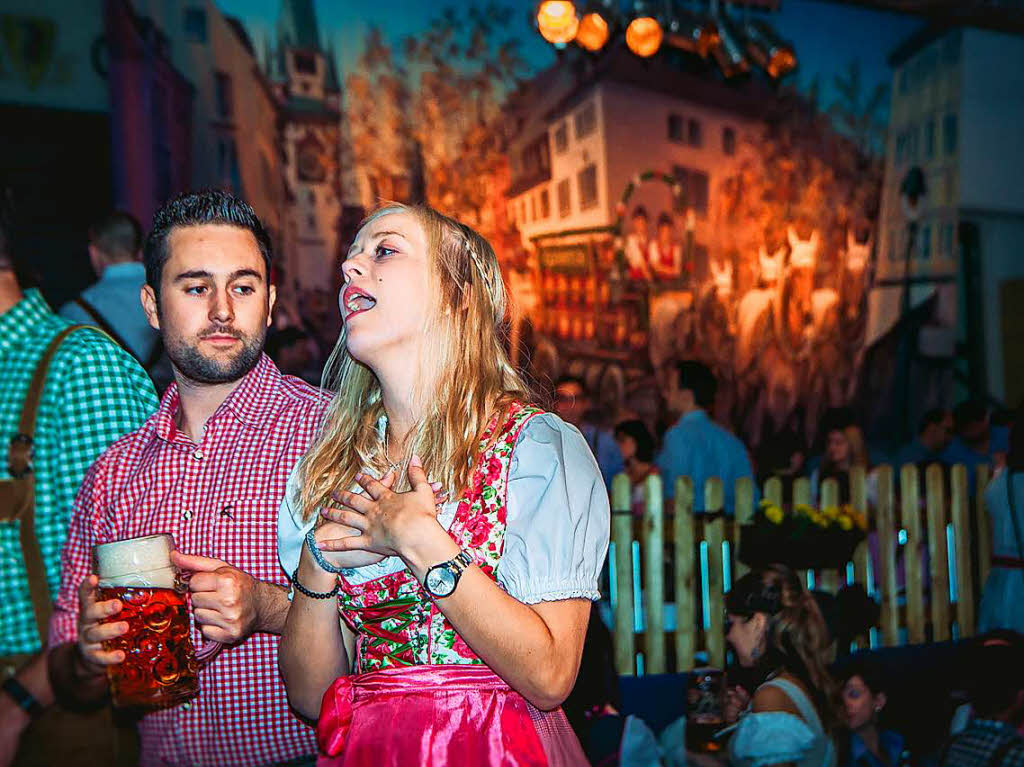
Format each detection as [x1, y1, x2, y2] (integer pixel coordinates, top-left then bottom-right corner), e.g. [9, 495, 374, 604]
[874, 691, 887, 713]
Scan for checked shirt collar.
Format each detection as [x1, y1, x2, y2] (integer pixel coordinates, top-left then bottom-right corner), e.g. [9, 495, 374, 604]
[0, 289, 52, 360]
[153, 353, 283, 444]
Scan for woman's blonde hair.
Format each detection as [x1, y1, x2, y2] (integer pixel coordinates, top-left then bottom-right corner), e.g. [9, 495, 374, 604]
[298, 203, 532, 520]
[726, 564, 839, 730]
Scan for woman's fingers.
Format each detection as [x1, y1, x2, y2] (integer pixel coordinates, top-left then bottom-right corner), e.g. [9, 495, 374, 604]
[320, 506, 369, 531]
[354, 472, 389, 501]
[317, 534, 374, 552]
[328, 489, 373, 514]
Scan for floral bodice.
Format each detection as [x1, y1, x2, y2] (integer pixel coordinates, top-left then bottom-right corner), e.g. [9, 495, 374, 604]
[336, 402, 541, 672]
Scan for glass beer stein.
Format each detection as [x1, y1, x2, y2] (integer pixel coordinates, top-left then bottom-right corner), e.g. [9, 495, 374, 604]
[94, 533, 220, 707]
[686, 667, 726, 753]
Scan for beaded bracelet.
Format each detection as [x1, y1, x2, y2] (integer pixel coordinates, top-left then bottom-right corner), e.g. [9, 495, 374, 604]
[305, 529, 351, 575]
[290, 568, 339, 600]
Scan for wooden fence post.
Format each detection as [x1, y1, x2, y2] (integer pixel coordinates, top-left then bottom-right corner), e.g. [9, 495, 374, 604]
[819, 478, 841, 594]
[764, 477, 783, 509]
[876, 466, 899, 646]
[675, 477, 696, 672]
[976, 465, 992, 590]
[734, 477, 754, 581]
[793, 477, 812, 587]
[925, 464, 951, 642]
[900, 464, 925, 644]
[705, 478, 726, 670]
[611, 473, 635, 675]
[849, 466, 870, 592]
[643, 474, 666, 674]
[951, 465, 975, 638]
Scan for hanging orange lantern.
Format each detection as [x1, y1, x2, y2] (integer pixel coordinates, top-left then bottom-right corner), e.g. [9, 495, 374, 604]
[626, 15, 663, 58]
[576, 12, 610, 52]
[537, 1, 579, 46]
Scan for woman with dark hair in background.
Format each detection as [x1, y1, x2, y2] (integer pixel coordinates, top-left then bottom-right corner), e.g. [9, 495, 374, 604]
[614, 419, 658, 517]
[836, 659, 908, 767]
[978, 402, 1024, 634]
[722, 564, 838, 766]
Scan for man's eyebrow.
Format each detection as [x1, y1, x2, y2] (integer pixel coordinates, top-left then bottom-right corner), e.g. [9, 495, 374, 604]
[346, 229, 405, 257]
[172, 268, 264, 282]
[173, 270, 212, 282]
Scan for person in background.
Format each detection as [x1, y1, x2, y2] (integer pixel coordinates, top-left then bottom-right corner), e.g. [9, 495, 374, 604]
[648, 213, 682, 281]
[837, 658, 908, 767]
[943, 399, 992, 473]
[0, 188, 157, 766]
[979, 402, 1024, 634]
[555, 374, 624, 492]
[59, 211, 160, 367]
[720, 564, 838, 767]
[614, 419, 658, 517]
[656, 359, 754, 514]
[562, 603, 625, 766]
[895, 408, 953, 469]
[810, 410, 868, 505]
[623, 206, 652, 281]
[940, 631, 1024, 766]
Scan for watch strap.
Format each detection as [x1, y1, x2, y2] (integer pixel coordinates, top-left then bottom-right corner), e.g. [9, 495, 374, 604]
[290, 568, 340, 600]
[2, 676, 44, 719]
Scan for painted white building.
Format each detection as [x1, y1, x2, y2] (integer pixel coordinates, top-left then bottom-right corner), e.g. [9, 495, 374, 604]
[506, 46, 767, 269]
[877, 25, 1024, 406]
[265, 0, 343, 293]
[130, 0, 286, 249]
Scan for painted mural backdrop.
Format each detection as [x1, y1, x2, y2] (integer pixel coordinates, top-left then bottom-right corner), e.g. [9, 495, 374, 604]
[523, 102, 882, 451]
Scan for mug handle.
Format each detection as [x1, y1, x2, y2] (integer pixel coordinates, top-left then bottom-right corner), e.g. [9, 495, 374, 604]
[194, 638, 223, 664]
[175, 568, 224, 665]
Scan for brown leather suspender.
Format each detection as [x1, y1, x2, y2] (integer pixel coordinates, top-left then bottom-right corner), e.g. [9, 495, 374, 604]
[2, 325, 91, 642]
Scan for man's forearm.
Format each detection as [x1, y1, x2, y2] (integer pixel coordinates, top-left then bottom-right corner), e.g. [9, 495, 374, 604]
[255, 582, 291, 635]
[47, 642, 109, 708]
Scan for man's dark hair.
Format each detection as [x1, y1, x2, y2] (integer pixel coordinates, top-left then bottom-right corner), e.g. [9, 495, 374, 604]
[966, 631, 1024, 718]
[615, 419, 655, 463]
[953, 399, 989, 434]
[90, 211, 142, 262]
[918, 407, 949, 435]
[143, 190, 272, 298]
[837, 654, 887, 695]
[674, 360, 717, 409]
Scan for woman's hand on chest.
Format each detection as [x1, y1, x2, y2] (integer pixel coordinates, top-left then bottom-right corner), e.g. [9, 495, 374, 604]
[316, 456, 453, 566]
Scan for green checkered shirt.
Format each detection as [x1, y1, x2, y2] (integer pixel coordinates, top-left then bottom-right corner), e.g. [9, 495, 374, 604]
[0, 289, 158, 654]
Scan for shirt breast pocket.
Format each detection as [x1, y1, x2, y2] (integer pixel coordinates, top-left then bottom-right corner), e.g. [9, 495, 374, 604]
[209, 497, 287, 585]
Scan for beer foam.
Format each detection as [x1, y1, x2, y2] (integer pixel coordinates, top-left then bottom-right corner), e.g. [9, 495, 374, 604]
[95, 534, 178, 589]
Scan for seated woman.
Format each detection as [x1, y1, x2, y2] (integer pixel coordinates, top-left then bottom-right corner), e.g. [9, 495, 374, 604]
[277, 203, 609, 766]
[837, 659, 908, 767]
[722, 564, 838, 767]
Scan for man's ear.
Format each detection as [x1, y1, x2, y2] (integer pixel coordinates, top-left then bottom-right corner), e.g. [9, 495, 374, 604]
[141, 284, 160, 331]
[267, 284, 277, 327]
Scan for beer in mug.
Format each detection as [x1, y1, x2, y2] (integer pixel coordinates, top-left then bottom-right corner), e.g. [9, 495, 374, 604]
[94, 534, 202, 707]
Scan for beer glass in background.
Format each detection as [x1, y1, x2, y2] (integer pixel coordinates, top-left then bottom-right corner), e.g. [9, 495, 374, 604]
[686, 666, 726, 753]
[94, 534, 219, 707]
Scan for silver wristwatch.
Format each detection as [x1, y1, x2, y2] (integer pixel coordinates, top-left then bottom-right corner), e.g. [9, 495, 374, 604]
[424, 550, 473, 599]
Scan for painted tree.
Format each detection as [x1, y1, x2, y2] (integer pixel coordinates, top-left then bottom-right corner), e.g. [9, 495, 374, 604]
[344, 26, 413, 204]
[827, 59, 889, 158]
[404, 3, 527, 232]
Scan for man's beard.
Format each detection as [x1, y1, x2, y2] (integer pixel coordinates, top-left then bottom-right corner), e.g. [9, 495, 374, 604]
[165, 326, 266, 384]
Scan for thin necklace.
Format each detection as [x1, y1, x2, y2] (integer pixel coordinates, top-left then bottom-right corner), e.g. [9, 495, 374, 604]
[383, 427, 402, 475]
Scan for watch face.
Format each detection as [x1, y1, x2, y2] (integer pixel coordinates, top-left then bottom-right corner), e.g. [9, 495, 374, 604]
[426, 565, 456, 597]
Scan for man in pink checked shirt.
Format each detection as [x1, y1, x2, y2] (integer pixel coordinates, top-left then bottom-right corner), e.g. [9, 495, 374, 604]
[46, 191, 328, 767]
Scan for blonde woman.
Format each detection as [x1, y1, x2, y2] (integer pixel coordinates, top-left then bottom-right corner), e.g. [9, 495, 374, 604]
[277, 203, 608, 766]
